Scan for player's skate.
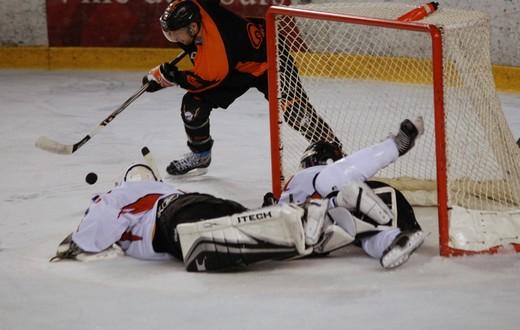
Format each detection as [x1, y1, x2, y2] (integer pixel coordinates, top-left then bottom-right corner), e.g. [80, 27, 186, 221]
[393, 116, 424, 156]
[166, 150, 211, 176]
[380, 229, 425, 269]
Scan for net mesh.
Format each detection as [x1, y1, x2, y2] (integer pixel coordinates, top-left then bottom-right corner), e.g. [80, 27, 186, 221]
[272, 3, 520, 212]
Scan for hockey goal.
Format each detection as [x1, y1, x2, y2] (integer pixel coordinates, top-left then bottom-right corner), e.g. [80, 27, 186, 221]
[266, 3, 520, 256]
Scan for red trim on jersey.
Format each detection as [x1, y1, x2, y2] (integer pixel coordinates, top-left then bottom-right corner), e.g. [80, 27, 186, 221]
[118, 193, 163, 218]
[310, 192, 322, 200]
[120, 230, 143, 242]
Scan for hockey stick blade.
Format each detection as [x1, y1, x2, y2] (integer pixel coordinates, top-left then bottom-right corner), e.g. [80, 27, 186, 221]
[35, 135, 89, 155]
[141, 146, 163, 181]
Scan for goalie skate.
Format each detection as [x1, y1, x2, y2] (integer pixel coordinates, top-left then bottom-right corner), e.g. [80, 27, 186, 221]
[166, 151, 211, 176]
[380, 229, 425, 269]
[393, 116, 424, 156]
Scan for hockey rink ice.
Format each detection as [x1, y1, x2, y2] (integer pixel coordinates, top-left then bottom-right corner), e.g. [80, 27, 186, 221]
[1, 70, 519, 329]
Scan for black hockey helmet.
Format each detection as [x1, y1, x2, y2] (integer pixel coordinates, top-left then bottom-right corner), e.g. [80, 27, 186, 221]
[160, 0, 201, 32]
[300, 141, 344, 168]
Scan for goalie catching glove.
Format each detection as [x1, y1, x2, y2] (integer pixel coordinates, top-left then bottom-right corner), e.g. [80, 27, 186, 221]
[142, 62, 179, 92]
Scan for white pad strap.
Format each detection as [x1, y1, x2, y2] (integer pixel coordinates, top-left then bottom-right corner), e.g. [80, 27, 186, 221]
[313, 207, 380, 254]
[336, 180, 393, 224]
[314, 224, 354, 254]
[304, 199, 329, 246]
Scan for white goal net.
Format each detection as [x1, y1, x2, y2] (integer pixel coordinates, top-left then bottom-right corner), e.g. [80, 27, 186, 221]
[266, 2, 520, 256]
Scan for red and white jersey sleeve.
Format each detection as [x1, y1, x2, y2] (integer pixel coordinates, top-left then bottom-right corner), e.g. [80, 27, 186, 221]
[72, 181, 183, 260]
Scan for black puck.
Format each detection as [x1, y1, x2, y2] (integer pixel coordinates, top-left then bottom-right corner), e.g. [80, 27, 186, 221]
[85, 172, 98, 185]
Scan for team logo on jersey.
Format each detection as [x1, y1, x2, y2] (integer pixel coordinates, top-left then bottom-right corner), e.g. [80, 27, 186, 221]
[156, 193, 182, 219]
[247, 23, 264, 49]
[118, 193, 163, 218]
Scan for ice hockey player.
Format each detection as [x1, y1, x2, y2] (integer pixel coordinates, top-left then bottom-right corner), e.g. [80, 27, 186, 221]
[276, 116, 427, 268]
[50, 118, 425, 271]
[142, 0, 341, 176]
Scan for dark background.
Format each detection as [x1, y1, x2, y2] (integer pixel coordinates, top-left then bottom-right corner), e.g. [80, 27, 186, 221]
[46, 0, 292, 47]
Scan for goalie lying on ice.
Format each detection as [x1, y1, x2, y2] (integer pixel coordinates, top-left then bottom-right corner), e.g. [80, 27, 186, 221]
[50, 179, 423, 271]
[51, 146, 424, 271]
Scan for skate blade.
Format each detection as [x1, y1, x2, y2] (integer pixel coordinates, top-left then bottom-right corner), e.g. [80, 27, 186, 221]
[168, 167, 208, 178]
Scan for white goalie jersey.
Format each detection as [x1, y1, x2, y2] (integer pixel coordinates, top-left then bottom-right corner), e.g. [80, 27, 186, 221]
[72, 180, 183, 260]
[280, 137, 400, 204]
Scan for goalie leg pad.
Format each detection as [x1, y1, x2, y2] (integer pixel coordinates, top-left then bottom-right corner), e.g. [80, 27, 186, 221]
[335, 180, 393, 225]
[177, 204, 310, 272]
[313, 207, 379, 254]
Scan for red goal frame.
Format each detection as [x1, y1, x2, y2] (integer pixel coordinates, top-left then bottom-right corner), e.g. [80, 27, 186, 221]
[264, 6, 451, 256]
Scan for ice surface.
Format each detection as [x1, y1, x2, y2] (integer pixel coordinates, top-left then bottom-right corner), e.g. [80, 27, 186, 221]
[1, 70, 519, 330]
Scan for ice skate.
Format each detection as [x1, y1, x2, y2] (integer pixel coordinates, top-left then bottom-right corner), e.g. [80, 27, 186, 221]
[380, 229, 425, 269]
[393, 116, 424, 156]
[166, 150, 211, 176]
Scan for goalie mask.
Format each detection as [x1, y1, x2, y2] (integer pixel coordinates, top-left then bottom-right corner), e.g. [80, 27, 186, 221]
[160, 0, 201, 32]
[123, 163, 159, 182]
[300, 141, 343, 169]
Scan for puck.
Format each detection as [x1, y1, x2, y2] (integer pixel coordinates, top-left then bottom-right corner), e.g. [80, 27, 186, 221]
[85, 172, 98, 185]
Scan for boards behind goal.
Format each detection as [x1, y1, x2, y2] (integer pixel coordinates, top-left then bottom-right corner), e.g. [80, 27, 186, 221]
[265, 3, 520, 256]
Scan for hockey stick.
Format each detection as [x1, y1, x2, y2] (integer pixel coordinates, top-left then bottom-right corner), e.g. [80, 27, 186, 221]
[141, 146, 163, 181]
[35, 51, 188, 155]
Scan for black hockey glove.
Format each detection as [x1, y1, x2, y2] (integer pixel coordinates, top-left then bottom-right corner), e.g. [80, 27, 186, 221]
[143, 62, 179, 93]
[262, 192, 278, 207]
[142, 75, 163, 93]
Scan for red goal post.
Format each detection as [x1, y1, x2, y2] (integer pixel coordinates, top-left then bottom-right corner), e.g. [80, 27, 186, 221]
[265, 3, 520, 257]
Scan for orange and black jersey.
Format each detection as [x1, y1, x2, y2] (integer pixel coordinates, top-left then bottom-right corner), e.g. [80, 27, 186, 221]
[174, 0, 268, 93]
